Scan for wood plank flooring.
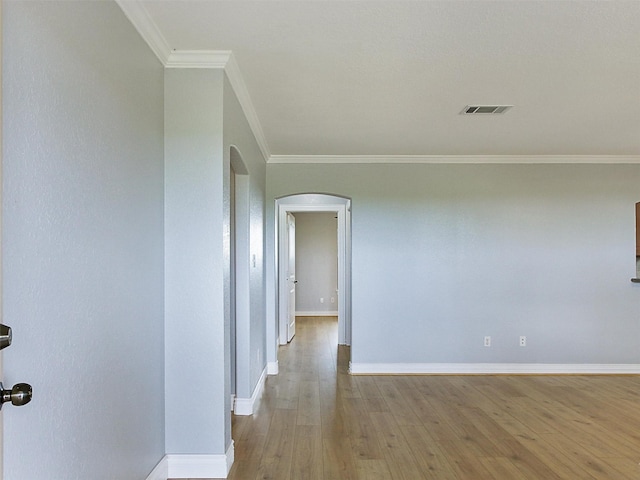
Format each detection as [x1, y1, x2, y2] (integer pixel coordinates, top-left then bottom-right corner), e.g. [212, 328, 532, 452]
[213, 317, 640, 479]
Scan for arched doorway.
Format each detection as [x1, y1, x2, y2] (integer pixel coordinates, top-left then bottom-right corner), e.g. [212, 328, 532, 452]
[275, 194, 352, 347]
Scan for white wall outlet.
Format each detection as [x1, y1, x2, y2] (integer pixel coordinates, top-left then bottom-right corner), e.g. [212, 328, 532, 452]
[320, 297, 324, 303]
[484, 336, 491, 347]
[519, 336, 527, 347]
[331, 297, 335, 303]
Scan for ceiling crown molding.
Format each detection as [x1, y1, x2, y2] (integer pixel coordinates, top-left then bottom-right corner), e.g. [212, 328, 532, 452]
[268, 155, 640, 164]
[166, 51, 271, 161]
[116, 1, 637, 166]
[115, 0, 171, 64]
[165, 50, 233, 69]
[115, 1, 270, 161]
[221, 54, 272, 161]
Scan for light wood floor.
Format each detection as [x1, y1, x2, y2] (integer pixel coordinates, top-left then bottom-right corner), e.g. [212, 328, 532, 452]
[219, 317, 640, 479]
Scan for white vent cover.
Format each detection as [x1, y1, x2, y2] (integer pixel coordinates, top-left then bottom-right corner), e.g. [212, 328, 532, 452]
[461, 105, 513, 115]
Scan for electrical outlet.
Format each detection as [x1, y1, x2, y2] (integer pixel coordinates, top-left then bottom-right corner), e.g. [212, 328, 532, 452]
[331, 297, 335, 303]
[484, 336, 491, 347]
[519, 336, 526, 347]
[320, 297, 324, 303]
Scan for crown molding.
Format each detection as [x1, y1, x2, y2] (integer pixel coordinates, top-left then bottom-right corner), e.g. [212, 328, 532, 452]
[164, 50, 270, 160]
[223, 54, 271, 161]
[165, 50, 232, 68]
[166, 50, 271, 161]
[268, 154, 640, 164]
[117, 1, 635, 167]
[116, 1, 270, 161]
[115, 0, 171, 64]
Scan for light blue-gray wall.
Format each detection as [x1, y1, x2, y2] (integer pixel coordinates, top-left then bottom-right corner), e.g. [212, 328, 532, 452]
[4, 1, 269, 474]
[165, 70, 267, 456]
[267, 163, 640, 365]
[3, 1, 165, 478]
[164, 69, 226, 454]
[294, 213, 339, 313]
[223, 78, 267, 406]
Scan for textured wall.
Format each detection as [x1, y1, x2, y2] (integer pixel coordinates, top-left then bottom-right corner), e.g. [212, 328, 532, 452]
[164, 69, 226, 454]
[223, 77, 267, 417]
[267, 163, 640, 365]
[164, 70, 267, 458]
[3, 1, 165, 478]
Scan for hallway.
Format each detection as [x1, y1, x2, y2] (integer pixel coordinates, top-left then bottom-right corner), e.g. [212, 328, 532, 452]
[217, 317, 640, 480]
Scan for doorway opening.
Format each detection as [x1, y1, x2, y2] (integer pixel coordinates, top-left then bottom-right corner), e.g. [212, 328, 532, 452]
[276, 194, 352, 348]
[229, 146, 249, 415]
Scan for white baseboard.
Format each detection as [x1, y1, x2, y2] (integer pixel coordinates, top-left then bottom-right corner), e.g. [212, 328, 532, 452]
[145, 456, 168, 480]
[146, 442, 234, 479]
[267, 361, 279, 375]
[230, 393, 235, 412]
[164, 442, 234, 479]
[296, 311, 338, 317]
[349, 362, 640, 375]
[234, 367, 266, 415]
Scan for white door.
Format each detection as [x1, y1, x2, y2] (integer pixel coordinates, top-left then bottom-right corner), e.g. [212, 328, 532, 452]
[287, 213, 296, 342]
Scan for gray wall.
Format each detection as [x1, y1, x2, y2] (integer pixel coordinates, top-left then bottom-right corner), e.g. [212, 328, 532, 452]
[3, 1, 165, 478]
[294, 213, 338, 314]
[164, 69, 226, 454]
[165, 70, 267, 456]
[223, 78, 267, 405]
[267, 163, 640, 365]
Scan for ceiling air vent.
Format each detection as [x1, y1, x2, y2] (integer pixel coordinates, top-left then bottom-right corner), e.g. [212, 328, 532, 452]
[461, 105, 513, 115]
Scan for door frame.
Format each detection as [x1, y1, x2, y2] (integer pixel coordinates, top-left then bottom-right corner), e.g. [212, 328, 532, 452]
[229, 146, 250, 411]
[276, 194, 351, 346]
[0, 0, 4, 474]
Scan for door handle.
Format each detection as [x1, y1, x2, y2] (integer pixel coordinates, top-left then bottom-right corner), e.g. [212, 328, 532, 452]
[0, 323, 33, 409]
[0, 382, 32, 408]
[0, 324, 12, 351]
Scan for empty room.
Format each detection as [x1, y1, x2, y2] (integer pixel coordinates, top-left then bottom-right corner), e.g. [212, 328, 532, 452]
[2, 1, 640, 479]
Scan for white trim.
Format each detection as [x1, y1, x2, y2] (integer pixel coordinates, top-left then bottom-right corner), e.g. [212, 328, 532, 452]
[268, 154, 640, 165]
[111, 3, 640, 168]
[226, 441, 235, 474]
[115, 0, 171, 64]
[145, 456, 168, 480]
[166, 50, 270, 161]
[349, 363, 640, 375]
[296, 311, 339, 317]
[267, 361, 279, 375]
[230, 394, 235, 412]
[234, 367, 266, 416]
[223, 54, 271, 161]
[277, 197, 351, 347]
[165, 50, 270, 161]
[114, 1, 271, 161]
[166, 50, 232, 69]
[165, 443, 234, 479]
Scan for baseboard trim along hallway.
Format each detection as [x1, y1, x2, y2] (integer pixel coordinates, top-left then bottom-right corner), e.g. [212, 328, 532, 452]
[349, 362, 640, 375]
[146, 443, 235, 480]
[267, 360, 279, 375]
[144, 456, 168, 480]
[234, 367, 267, 416]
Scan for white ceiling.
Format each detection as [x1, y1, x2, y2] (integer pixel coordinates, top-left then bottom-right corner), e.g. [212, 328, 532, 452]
[132, 1, 640, 160]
